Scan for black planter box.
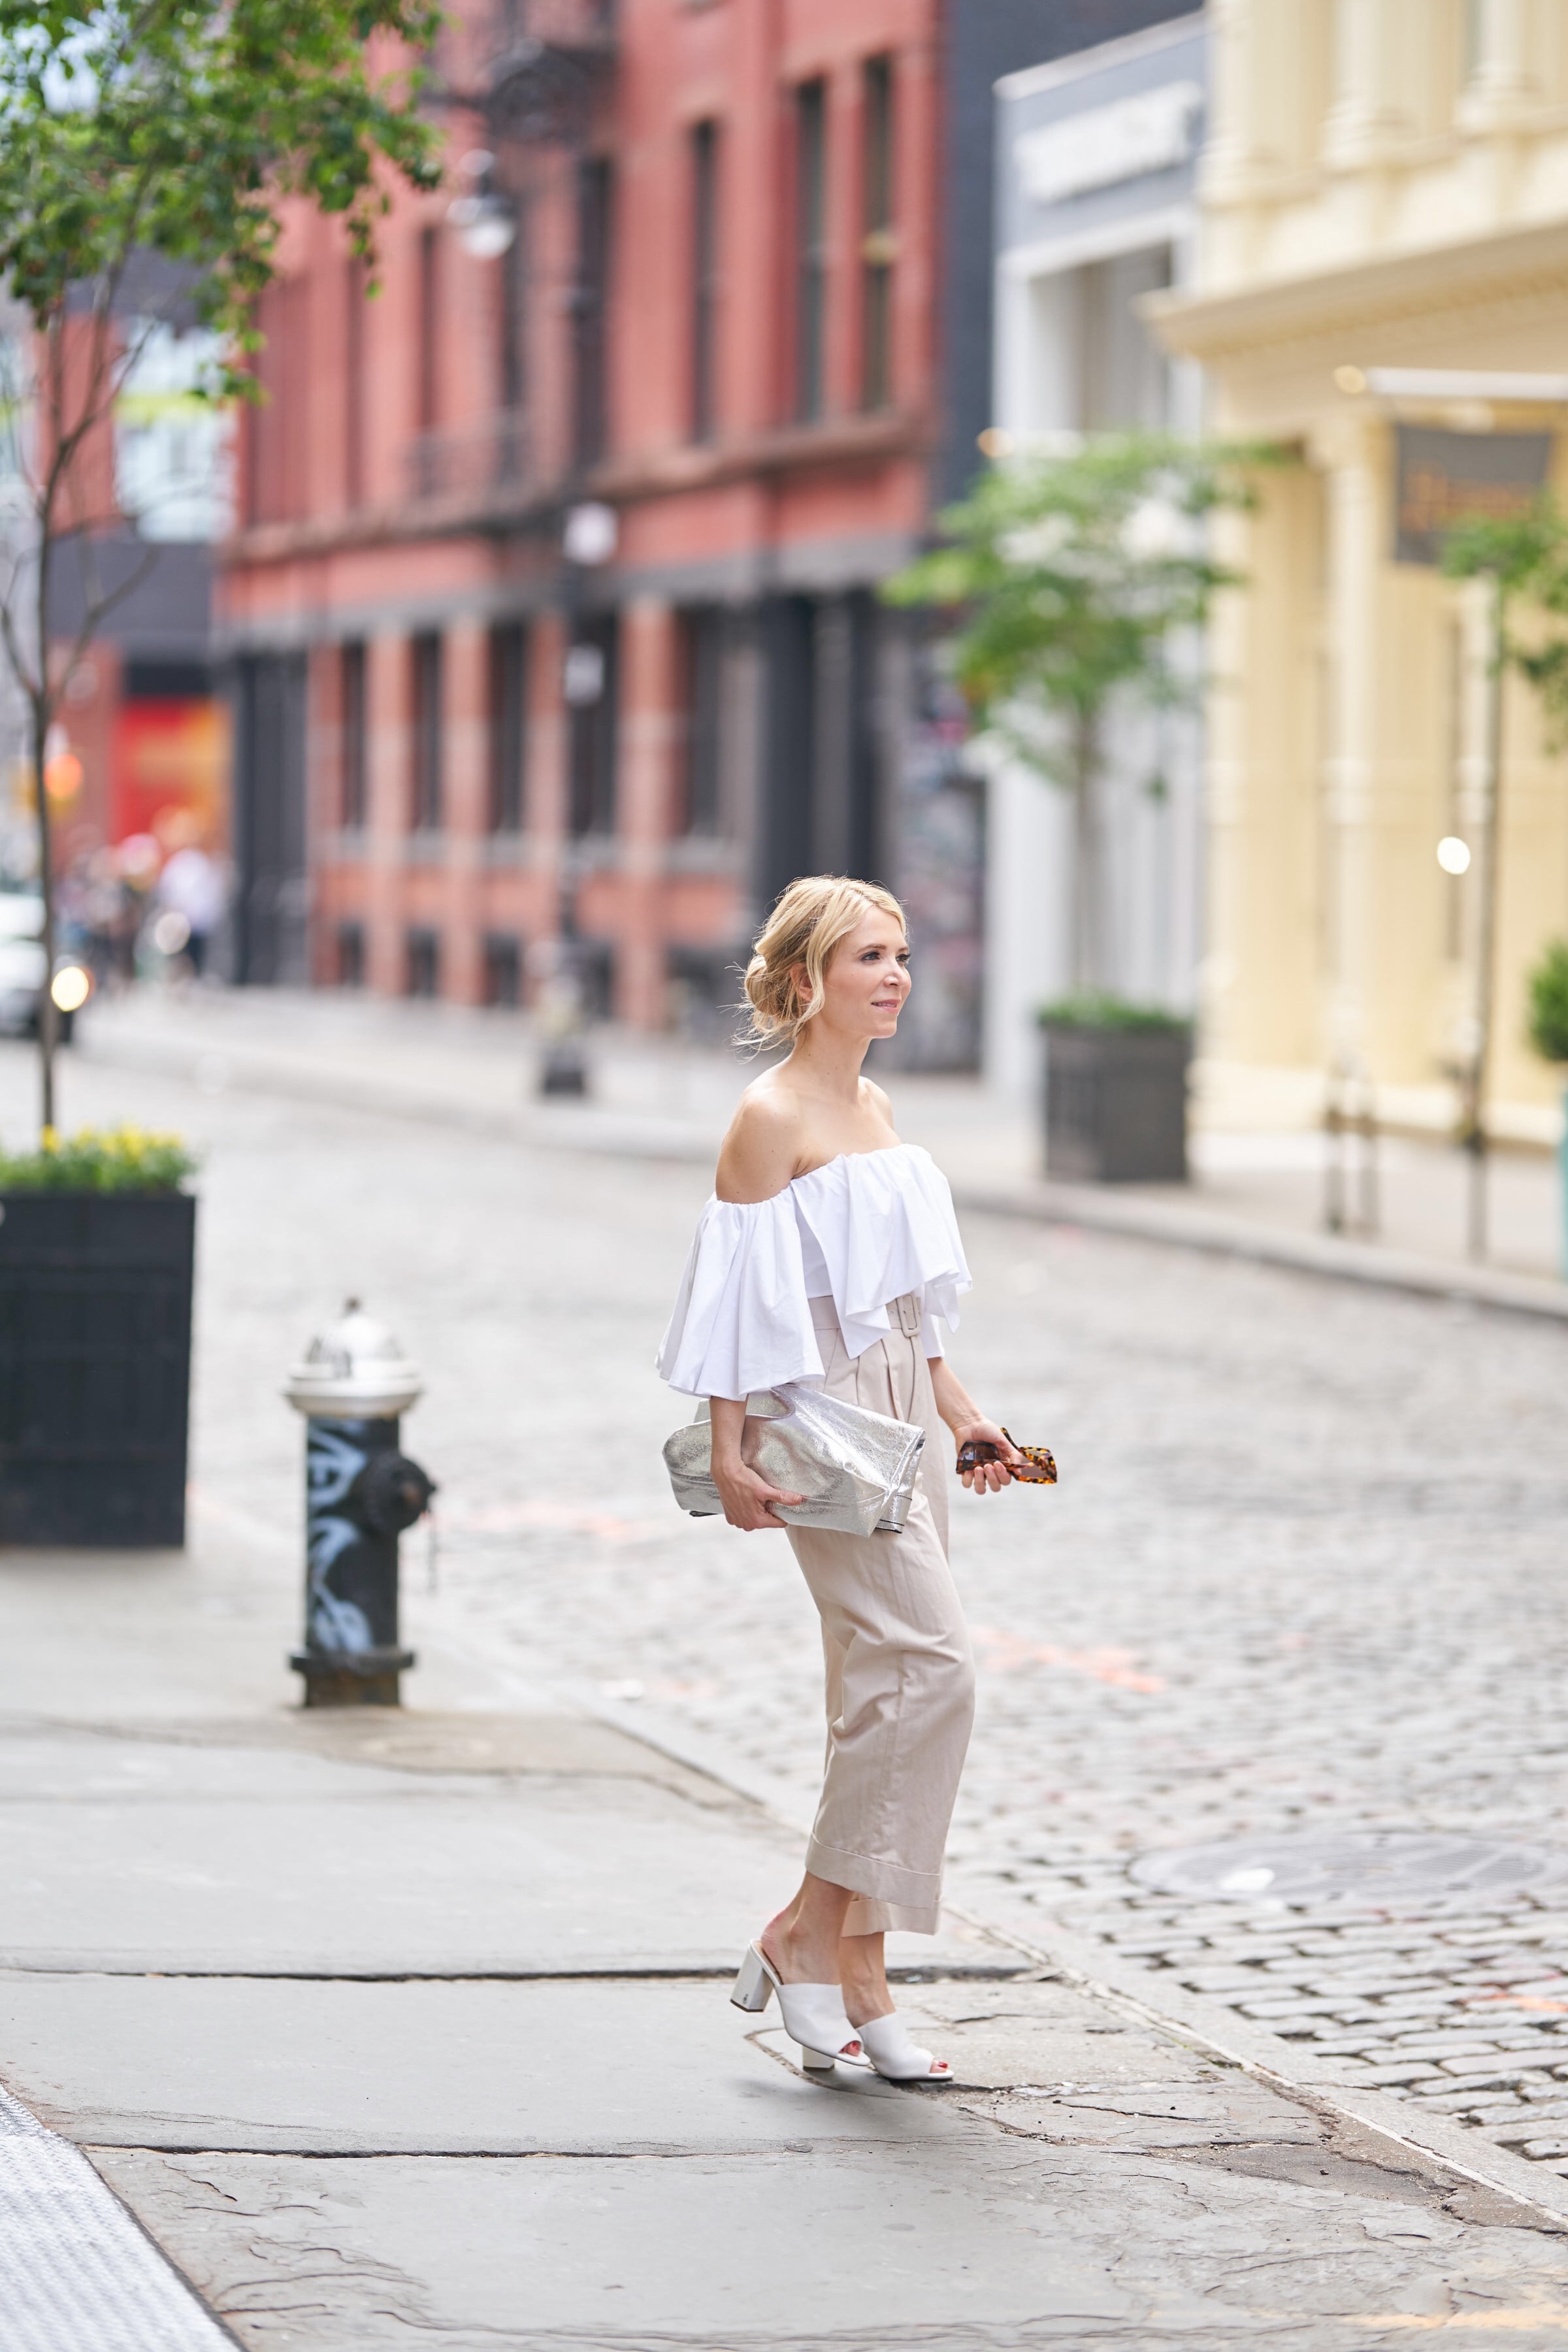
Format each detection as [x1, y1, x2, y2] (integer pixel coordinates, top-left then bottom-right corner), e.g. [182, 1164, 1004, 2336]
[0, 1192, 195, 1546]
[1042, 1022, 1192, 1184]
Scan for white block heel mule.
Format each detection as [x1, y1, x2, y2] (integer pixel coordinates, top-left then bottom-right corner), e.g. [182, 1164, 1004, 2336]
[855, 2012, 952, 2082]
[730, 1943, 869, 2072]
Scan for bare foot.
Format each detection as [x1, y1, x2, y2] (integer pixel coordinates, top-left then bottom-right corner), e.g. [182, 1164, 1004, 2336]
[759, 1907, 843, 1987]
[840, 1940, 949, 2076]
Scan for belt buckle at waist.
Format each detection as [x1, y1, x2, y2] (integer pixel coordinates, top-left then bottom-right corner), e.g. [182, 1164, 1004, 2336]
[889, 1291, 923, 1338]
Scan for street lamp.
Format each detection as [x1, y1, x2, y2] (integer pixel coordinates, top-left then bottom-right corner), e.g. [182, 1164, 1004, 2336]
[448, 150, 517, 261]
[538, 502, 620, 1098]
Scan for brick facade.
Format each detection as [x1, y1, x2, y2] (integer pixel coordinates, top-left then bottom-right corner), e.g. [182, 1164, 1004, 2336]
[220, 0, 950, 1036]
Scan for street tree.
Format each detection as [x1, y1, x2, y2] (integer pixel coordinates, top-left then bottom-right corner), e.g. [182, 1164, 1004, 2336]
[1441, 503, 1568, 1258]
[883, 433, 1267, 992]
[0, 0, 444, 1136]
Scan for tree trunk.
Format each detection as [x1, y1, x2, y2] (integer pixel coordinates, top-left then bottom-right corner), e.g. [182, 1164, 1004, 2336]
[31, 546, 57, 1139]
[1462, 574, 1507, 1263]
[1070, 711, 1100, 992]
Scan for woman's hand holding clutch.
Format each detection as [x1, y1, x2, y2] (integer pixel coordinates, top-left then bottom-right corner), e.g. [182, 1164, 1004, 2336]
[709, 1397, 806, 1529]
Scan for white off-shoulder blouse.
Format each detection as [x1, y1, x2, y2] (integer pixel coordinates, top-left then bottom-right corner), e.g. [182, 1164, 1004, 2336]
[656, 1142, 972, 1399]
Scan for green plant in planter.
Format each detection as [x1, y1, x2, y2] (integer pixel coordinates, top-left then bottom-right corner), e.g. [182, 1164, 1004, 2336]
[1527, 941, 1568, 1067]
[1038, 992, 1190, 1033]
[1525, 941, 1568, 1281]
[0, 1124, 198, 1194]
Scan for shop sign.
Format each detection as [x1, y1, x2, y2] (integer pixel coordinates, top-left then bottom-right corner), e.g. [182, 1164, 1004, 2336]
[1394, 426, 1554, 565]
[1015, 81, 1203, 206]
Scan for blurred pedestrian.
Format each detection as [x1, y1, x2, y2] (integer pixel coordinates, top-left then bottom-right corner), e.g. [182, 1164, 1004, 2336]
[156, 839, 227, 978]
[657, 875, 1023, 2083]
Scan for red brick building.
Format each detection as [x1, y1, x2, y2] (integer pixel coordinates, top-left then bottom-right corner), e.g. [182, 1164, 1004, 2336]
[220, 0, 1180, 1060]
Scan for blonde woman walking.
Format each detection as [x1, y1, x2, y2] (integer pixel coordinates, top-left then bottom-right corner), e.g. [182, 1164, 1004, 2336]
[657, 875, 1021, 2082]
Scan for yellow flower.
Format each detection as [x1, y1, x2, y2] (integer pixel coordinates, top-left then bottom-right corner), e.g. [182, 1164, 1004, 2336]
[41, 1126, 57, 1152]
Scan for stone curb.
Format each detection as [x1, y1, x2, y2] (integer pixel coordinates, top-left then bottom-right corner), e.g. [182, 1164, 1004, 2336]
[80, 1024, 1568, 1323]
[591, 1690, 1568, 2236]
[949, 1177, 1568, 1326]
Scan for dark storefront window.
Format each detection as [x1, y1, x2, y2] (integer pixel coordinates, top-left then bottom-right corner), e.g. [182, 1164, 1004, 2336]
[488, 622, 528, 833]
[566, 615, 619, 837]
[573, 159, 613, 468]
[860, 57, 894, 412]
[690, 121, 720, 444]
[406, 928, 440, 998]
[246, 278, 309, 526]
[794, 81, 827, 422]
[500, 197, 528, 416]
[416, 225, 440, 434]
[677, 608, 723, 835]
[337, 921, 365, 988]
[483, 932, 523, 1007]
[410, 632, 444, 830]
[341, 641, 367, 829]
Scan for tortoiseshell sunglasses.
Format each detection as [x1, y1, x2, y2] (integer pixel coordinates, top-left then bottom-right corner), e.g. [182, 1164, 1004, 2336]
[955, 1430, 1058, 1486]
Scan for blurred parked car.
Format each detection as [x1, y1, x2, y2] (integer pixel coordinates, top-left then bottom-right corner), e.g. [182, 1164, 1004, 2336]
[0, 887, 93, 1040]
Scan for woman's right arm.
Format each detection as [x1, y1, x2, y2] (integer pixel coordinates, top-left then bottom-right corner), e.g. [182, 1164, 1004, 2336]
[708, 1090, 806, 1531]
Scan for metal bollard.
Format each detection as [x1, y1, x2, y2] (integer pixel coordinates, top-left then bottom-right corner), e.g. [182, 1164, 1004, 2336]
[284, 1299, 436, 1708]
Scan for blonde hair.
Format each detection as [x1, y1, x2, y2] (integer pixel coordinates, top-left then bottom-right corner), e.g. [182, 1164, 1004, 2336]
[742, 874, 907, 1049]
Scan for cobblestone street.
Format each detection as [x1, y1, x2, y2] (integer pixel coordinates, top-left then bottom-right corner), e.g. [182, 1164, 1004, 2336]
[16, 1037, 1568, 2187]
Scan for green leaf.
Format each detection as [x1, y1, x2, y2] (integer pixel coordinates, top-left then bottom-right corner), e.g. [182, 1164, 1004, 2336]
[881, 431, 1282, 774]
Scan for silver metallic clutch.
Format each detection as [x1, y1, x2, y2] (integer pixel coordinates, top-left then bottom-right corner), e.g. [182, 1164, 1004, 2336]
[663, 1383, 926, 1536]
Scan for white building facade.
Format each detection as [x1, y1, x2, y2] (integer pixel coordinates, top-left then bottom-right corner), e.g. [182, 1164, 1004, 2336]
[987, 12, 1207, 1098]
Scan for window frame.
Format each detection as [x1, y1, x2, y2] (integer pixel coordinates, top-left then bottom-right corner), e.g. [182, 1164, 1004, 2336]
[690, 119, 721, 445]
[859, 56, 895, 414]
[340, 640, 367, 830]
[794, 80, 828, 424]
[410, 631, 444, 832]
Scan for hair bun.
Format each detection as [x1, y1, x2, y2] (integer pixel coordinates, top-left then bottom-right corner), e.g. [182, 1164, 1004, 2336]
[736, 875, 906, 1050]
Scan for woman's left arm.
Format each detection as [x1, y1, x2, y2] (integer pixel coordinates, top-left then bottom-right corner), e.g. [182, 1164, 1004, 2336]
[928, 1358, 1024, 1495]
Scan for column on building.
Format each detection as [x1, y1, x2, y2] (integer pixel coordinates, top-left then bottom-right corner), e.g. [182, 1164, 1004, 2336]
[1460, 0, 1539, 120]
[1317, 412, 1382, 1082]
[529, 607, 569, 1006]
[306, 640, 341, 988]
[1200, 456, 1326, 1081]
[615, 596, 679, 1028]
[363, 631, 405, 997]
[438, 619, 489, 1006]
[1321, 0, 1413, 165]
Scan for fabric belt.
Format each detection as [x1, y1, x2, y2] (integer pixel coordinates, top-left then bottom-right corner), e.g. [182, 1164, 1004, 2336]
[808, 1290, 924, 1338]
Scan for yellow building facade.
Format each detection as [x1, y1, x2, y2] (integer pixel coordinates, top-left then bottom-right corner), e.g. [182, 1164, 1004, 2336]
[1156, 0, 1568, 1140]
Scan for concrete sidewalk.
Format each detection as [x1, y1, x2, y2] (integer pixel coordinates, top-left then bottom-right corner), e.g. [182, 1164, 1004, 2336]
[66, 983, 1568, 1315]
[8, 1514, 1568, 2344]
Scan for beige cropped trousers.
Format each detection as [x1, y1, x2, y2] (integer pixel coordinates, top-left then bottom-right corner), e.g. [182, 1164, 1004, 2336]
[787, 1292, 976, 1937]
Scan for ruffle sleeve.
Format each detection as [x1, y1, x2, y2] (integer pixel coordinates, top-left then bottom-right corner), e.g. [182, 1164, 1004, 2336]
[655, 1193, 825, 1398]
[791, 1145, 972, 1361]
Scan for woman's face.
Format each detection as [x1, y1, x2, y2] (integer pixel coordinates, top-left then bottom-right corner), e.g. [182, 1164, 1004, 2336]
[814, 909, 911, 1042]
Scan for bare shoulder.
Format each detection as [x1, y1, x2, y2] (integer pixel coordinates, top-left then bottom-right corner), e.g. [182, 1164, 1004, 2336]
[862, 1079, 900, 1134]
[715, 1079, 806, 1205]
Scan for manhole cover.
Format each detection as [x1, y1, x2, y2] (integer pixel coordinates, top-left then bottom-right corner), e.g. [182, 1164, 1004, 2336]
[1129, 1832, 1568, 1910]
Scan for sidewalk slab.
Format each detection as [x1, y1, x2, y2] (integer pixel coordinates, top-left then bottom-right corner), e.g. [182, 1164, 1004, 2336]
[0, 1977, 971, 2157]
[0, 1721, 801, 1977]
[90, 2115, 1568, 2351]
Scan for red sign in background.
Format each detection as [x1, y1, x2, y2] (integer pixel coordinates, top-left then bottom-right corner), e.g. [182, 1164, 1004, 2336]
[111, 699, 231, 848]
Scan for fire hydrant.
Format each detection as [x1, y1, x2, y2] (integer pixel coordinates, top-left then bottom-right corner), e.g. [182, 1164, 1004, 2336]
[284, 1299, 435, 1707]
